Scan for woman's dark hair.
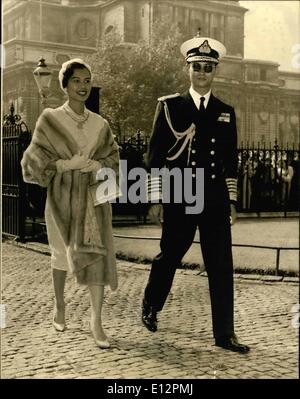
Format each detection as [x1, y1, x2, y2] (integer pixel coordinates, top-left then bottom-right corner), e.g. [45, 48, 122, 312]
[62, 62, 91, 89]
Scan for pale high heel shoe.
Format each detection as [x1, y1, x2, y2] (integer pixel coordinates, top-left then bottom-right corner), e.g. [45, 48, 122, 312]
[90, 321, 110, 349]
[53, 307, 65, 332]
[53, 318, 65, 332]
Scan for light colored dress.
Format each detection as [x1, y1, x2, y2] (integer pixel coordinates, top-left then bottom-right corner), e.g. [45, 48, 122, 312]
[21, 102, 119, 289]
[48, 103, 101, 271]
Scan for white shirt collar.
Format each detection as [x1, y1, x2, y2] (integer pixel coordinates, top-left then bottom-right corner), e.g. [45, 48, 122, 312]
[189, 87, 211, 110]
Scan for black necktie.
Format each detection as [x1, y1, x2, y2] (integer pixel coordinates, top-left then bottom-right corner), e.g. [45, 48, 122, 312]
[199, 96, 205, 115]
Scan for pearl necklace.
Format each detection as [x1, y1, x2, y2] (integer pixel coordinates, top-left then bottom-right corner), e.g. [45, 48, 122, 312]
[63, 103, 89, 129]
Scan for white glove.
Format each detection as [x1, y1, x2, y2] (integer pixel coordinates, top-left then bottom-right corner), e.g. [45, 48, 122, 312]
[80, 160, 102, 173]
[56, 154, 90, 172]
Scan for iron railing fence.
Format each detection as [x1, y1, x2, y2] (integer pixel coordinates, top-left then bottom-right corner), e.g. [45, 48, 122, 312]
[237, 142, 299, 213]
[2, 104, 32, 241]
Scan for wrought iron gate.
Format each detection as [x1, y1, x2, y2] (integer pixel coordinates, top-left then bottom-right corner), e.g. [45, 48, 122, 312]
[2, 104, 31, 241]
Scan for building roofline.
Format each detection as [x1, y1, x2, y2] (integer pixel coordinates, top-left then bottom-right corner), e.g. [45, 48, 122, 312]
[211, 0, 248, 13]
[3, 0, 107, 14]
[3, 1, 27, 16]
[3, 38, 96, 53]
[278, 70, 300, 77]
[99, 0, 118, 6]
[243, 58, 279, 67]
[3, 62, 43, 75]
[222, 55, 243, 62]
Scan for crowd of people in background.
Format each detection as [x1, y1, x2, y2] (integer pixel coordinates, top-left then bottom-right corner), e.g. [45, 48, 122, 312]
[237, 150, 299, 213]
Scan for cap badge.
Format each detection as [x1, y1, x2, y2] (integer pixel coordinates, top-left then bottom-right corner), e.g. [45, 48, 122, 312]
[199, 40, 211, 54]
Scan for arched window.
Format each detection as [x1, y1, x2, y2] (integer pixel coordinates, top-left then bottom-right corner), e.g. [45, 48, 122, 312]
[260, 68, 267, 82]
[177, 21, 183, 34]
[191, 19, 202, 36]
[77, 19, 89, 38]
[105, 25, 114, 35]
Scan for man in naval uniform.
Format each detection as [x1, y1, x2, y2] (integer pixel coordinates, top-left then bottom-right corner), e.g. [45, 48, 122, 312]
[141, 35, 250, 354]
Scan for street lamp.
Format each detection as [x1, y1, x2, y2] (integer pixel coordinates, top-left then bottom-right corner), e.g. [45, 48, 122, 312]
[33, 57, 53, 105]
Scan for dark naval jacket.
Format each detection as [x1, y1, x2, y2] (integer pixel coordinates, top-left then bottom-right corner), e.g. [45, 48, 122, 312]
[146, 90, 238, 211]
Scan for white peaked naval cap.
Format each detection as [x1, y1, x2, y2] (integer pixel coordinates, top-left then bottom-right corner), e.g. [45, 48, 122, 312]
[180, 36, 226, 64]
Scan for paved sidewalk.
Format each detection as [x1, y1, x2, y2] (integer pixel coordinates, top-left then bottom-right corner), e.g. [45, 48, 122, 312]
[1, 242, 298, 379]
[113, 218, 299, 275]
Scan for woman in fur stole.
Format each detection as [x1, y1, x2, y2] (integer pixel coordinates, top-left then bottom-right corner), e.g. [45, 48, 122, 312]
[21, 59, 120, 349]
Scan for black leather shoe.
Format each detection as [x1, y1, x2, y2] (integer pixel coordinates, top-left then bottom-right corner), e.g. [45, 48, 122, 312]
[142, 301, 158, 332]
[215, 334, 250, 354]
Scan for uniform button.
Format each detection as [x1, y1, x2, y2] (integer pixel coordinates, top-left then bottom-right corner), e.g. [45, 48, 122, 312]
[211, 162, 215, 167]
[192, 174, 196, 178]
[191, 161, 196, 166]
[211, 174, 216, 179]
[210, 150, 215, 155]
[192, 149, 196, 154]
[211, 138, 216, 143]
[193, 138, 196, 142]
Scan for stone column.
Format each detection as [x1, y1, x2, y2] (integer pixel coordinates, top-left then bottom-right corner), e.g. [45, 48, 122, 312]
[220, 14, 225, 43]
[246, 94, 253, 143]
[274, 94, 279, 139]
[209, 13, 213, 36]
[204, 12, 209, 36]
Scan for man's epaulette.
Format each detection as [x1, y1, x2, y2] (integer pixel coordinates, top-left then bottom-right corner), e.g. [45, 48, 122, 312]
[157, 93, 180, 102]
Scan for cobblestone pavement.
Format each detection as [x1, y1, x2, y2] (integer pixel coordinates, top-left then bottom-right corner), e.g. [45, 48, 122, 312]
[1, 242, 298, 379]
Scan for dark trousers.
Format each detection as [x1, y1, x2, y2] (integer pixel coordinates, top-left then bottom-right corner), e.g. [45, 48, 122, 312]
[144, 201, 234, 339]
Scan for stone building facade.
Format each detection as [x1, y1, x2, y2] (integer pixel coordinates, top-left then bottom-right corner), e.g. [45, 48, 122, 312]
[2, 0, 300, 146]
